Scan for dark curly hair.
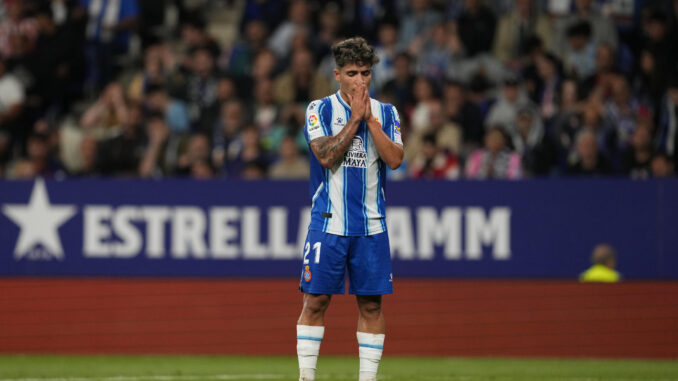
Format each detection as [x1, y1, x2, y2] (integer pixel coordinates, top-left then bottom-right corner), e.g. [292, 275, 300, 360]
[332, 37, 380, 68]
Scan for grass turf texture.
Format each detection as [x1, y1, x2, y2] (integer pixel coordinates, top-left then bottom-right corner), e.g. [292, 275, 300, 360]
[0, 355, 677, 381]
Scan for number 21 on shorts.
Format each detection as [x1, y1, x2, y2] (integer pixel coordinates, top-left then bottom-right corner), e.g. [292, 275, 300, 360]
[303, 242, 322, 264]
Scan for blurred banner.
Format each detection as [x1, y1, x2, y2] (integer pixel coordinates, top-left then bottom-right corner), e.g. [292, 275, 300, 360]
[1, 178, 676, 278]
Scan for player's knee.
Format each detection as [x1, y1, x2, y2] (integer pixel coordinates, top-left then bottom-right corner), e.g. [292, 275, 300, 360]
[303, 294, 331, 317]
[357, 297, 382, 319]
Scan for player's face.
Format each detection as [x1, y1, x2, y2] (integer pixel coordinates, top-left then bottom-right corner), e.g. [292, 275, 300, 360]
[334, 63, 372, 97]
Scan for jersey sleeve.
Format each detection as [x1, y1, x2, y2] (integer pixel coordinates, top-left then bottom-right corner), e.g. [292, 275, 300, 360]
[304, 100, 328, 143]
[384, 104, 403, 145]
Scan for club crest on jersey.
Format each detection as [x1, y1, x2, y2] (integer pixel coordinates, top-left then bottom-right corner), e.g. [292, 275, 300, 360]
[342, 136, 367, 168]
[304, 265, 312, 281]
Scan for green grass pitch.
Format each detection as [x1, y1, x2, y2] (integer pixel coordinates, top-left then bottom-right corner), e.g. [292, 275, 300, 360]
[1, 355, 677, 381]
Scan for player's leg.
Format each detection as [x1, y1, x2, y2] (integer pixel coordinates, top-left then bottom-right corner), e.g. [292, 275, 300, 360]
[296, 231, 349, 381]
[297, 294, 331, 381]
[348, 232, 392, 381]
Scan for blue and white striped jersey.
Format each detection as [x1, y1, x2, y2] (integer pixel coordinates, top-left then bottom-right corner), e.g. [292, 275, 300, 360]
[303, 91, 403, 236]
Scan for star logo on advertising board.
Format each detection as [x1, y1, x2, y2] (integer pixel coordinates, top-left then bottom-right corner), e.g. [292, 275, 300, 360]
[2, 178, 76, 260]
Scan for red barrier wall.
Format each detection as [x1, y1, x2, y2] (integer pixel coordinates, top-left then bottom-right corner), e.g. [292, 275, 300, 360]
[1, 279, 676, 358]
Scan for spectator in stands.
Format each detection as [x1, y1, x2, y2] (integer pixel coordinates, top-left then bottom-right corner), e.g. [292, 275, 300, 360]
[251, 77, 278, 145]
[223, 124, 270, 179]
[77, 134, 99, 177]
[621, 119, 653, 179]
[409, 133, 461, 180]
[405, 100, 461, 165]
[268, 0, 310, 61]
[656, 75, 678, 169]
[82, 0, 139, 90]
[444, 80, 484, 151]
[313, 3, 342, 62]
[180, 16, 220, 61]
[650, 152, 675, 178]
[410, 76, 440, 133]
[0, 0, 38, 59]
[398, 0, 442, 52]
[18, 132, 67, 178]
[485, 77, 533, 133]
[552, 79, 585, 156]
[492, 0, 552, 68]
[580, 43, 617, 98]
[145, 84, 189, 134]
[381, 52, 416, 119]
[25, 5, 84, 115]
[555, 0, 617, 58]
[228, 19, 268, 78]
[0, 55, 25, 165]
[181, 47, 221, 133]
[632, 49, 667, 116]
[633, 8, 676, 87]
[127, 42, 176, 102]
[372, 21, 399, 92]
[95, 102, 146, 176]
[175, 133, 213, 177]
[531, 52, 562, 122]
[80, 82, 128, 131]
[273, 48, 330, 105]
[415, 21, 463, 82]
[563, 21, 597, 80]
[579, 243, 621, 283]
[465, 126, 522, 179]
[212, 99, 247, 171]
[567, 128, 613, 176]
[603, 74, 643, 152]
[249, 47, 277, 85]
[456, 0, 496, 57]
[138, 112, 178, 178]
[269, 134, 308, 179]
[510, 106, 557, 177]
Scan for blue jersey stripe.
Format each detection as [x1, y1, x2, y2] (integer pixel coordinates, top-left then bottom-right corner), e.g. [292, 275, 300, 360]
[361, 123, 368, 236]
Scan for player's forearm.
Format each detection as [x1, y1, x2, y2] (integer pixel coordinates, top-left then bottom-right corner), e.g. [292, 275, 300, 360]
[311, 118, 361, 169]
[367, 120, 403, 170]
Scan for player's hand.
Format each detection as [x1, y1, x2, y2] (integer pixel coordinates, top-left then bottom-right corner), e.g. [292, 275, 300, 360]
[363, 84, 373, 120]
[349, 83, 366, 122]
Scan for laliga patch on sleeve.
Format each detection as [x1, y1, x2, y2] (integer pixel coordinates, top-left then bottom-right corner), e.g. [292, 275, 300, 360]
[308, 114, 320, 132]
[394, 120, 402, 144]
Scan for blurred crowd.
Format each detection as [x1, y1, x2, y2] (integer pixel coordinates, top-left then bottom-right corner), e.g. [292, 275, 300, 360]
[0, 0, 677, 180]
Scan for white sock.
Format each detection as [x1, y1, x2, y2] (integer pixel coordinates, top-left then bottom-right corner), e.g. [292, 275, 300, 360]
[357, 331, 385, 381]
[297, 325, 324, 381]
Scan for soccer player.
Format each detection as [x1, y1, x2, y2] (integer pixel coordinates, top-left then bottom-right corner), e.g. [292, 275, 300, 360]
[296, 37, 404, 381]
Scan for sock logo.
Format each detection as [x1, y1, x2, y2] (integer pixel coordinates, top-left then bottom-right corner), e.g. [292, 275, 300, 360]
[304, 265, 312, 281]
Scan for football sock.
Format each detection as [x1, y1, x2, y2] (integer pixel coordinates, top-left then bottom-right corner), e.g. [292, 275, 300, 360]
[357, 331, 385, 381]
[297, 325, 324, 381]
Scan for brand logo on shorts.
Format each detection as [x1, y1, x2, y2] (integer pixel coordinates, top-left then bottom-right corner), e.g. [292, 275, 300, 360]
[304, 265, 312, 281]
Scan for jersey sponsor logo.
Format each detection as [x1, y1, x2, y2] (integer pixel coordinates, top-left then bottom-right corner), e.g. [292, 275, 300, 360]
[343, 136, 367, 168]
[304, 265, 312, 281]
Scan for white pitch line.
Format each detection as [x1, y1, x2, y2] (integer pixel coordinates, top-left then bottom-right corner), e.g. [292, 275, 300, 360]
[0, 374, 285, 381]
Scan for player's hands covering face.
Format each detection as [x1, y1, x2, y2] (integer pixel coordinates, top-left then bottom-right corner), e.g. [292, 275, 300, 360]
[349, 83, 371, 121]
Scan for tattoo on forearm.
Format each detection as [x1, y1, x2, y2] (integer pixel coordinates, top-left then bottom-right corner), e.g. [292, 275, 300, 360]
[311, 134, 352, 167]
